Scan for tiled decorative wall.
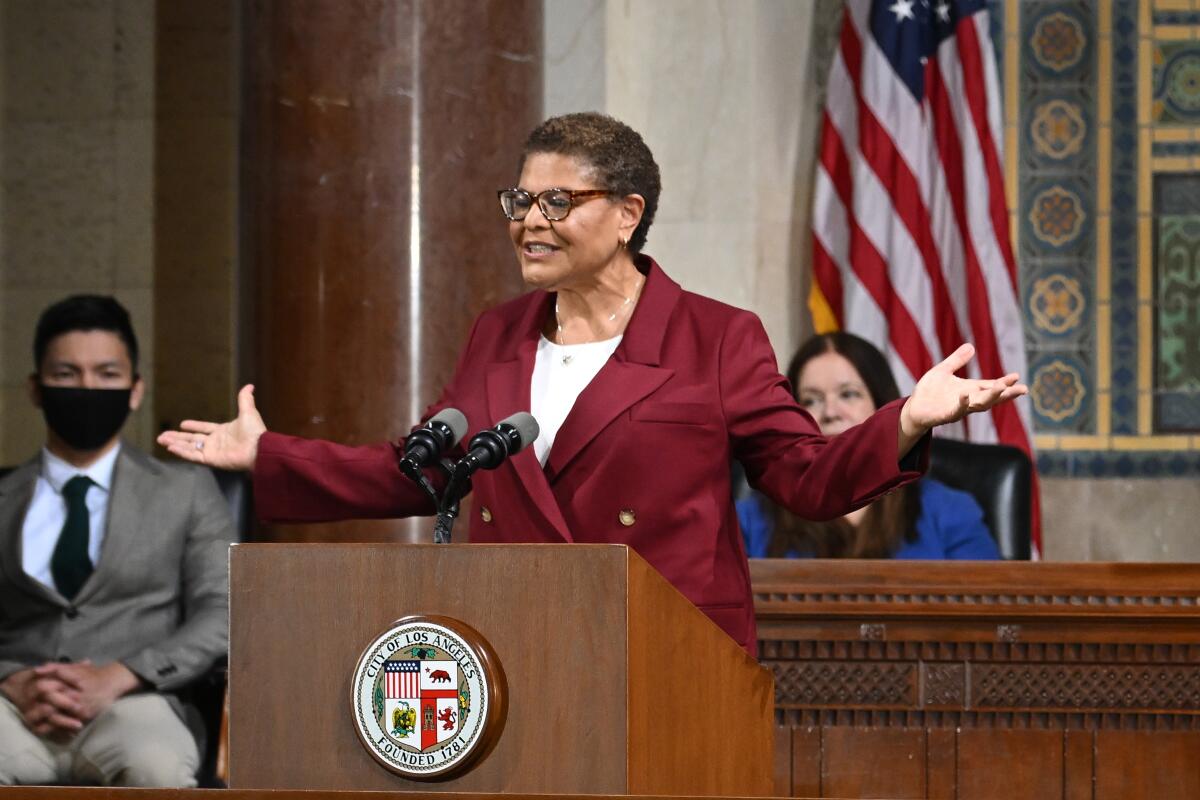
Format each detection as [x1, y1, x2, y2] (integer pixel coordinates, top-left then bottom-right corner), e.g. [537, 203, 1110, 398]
[1011, 0, 1200, 477]
[1153, 173, 1200, 432]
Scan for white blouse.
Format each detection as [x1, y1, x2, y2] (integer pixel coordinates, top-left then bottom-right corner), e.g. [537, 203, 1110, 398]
[530, 334, 623, 465]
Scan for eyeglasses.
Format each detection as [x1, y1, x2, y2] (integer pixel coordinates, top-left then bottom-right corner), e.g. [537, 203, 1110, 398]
[497, 187, 610, 222]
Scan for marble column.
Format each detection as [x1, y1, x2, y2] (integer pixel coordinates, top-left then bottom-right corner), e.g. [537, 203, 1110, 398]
[243, 1, 541, 542]
[154, 0, 238, 469]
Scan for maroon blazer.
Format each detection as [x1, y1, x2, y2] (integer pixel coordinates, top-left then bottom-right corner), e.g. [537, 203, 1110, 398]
[254, 258, 925, 654]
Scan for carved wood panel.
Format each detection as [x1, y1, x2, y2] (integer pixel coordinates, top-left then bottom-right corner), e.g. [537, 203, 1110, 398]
[752, 561, 1200, 798]
[765, 654, 1200, 717]
[972, 663, 1200, 710]
[774, 661, 916, 706]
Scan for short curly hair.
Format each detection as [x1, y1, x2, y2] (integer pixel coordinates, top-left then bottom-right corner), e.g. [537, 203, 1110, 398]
[520, 112, 661, 253]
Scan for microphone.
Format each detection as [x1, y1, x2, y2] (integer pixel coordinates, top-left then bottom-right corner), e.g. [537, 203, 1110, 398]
[398, 408, 469, 479]
[455, 412, 540, 475]
[432, 413, 538, 545]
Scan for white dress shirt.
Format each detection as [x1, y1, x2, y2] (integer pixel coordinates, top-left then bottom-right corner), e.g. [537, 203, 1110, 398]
[530, 334, 622, 466]
[21, 444, 121, 592]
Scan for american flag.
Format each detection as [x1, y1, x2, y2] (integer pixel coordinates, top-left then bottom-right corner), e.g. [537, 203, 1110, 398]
[810, 0, 1040, 554]
[385, 660, 419, 698]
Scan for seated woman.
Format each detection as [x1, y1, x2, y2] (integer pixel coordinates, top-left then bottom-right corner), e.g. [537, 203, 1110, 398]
[738, 332, 1000, 560]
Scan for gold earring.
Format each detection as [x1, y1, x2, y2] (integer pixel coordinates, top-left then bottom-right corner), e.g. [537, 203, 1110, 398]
[618, 236, 628, 249]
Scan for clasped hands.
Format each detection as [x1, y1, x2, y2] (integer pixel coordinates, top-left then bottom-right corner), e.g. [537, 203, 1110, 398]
[0, 660, 140, 737]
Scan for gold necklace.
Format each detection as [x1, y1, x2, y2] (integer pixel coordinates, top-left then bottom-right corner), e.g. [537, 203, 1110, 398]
[554, 278, 644, 365]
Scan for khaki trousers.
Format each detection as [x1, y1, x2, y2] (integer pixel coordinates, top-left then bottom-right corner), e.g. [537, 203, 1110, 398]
[0, 693, 198, 787]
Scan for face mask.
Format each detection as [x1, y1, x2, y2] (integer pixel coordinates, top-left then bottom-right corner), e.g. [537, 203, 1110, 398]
[38, 386, 133, 451]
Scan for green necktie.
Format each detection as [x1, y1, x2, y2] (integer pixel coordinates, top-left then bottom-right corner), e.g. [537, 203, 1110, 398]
[51, 475, 95, 600]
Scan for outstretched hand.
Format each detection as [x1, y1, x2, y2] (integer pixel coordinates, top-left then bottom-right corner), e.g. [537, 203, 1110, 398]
[900, 344, 1028, 445]
[157, 384, 267, 472]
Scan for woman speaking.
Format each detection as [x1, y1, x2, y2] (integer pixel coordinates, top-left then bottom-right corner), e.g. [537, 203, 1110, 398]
[159, 112, 1025, 655]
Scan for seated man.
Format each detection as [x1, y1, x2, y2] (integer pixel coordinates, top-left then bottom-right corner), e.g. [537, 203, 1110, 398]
[0, 295, 233, 787]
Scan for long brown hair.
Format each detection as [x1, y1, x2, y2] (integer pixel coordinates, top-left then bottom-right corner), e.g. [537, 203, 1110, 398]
[768, 333, 921, 558]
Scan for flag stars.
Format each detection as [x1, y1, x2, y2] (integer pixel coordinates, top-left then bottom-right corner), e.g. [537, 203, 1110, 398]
[890, 0, 916, 22]
[936, 2, 951, 23]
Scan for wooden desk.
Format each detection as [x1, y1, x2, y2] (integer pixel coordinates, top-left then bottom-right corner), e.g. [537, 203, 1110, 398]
[751, 560, 1200, 800]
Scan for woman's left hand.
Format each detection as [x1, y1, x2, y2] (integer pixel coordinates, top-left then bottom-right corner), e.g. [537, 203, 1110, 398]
[900, 343, 1028, 441]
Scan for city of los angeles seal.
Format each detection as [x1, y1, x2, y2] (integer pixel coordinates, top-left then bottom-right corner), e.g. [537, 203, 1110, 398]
[351, 615, 506, 780]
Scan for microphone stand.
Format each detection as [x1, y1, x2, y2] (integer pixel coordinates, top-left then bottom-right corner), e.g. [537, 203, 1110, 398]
[398, 412, 537, 545]
[398, 453, 460, 544]
[433, 460, 473, 544]
[432, 500, 458, 544]
[398, 458, 439, 508]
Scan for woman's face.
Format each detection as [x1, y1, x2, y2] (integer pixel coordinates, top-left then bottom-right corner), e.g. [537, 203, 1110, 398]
[508, 152, 639, 291]
[796, 351, 877, 436]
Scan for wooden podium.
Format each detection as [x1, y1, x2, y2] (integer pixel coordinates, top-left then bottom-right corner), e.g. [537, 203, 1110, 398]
[228, 543, 773, 796]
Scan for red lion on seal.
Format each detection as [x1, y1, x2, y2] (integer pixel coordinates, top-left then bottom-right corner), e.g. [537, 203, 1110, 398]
[438, 707, 456, 730]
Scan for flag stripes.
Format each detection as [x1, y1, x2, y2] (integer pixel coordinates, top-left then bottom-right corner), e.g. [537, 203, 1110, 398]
[810, 0, 1041, 554]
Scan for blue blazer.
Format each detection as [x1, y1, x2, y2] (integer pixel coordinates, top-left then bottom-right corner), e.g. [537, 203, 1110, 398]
[737, 478, 999, 560]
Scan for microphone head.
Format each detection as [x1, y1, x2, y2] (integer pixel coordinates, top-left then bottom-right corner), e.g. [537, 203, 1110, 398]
[430, 407, 469, 446]
[497, 412, 539, 453]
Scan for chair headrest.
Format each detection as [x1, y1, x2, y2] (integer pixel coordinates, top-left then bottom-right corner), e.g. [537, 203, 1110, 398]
[928, 438, 1032, 560]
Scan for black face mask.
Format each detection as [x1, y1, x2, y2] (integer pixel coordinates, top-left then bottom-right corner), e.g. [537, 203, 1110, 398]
[38, 386, 133, 451]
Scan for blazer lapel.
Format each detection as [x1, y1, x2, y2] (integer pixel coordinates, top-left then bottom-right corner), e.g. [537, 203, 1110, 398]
[544, 361, 672, 481]
[73, 446, 156, 606]
[0, 459, 63, 606]
[485, 293, 574, 542]
[545, 257, 683, 482]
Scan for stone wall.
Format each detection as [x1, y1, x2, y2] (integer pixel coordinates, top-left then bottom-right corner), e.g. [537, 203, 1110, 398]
[0, 0, 157, 460]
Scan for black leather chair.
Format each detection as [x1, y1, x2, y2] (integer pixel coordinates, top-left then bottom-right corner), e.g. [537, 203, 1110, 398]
[927, 437, 1032, 560]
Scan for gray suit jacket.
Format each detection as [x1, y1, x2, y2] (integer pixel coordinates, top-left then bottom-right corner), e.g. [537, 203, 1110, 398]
[0, 444, 232, 696]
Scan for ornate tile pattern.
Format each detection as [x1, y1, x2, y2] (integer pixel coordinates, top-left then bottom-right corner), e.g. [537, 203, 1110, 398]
[1019, 2, 1097, 436]
[1154, 175, 1200, 432]
[1153, 41, 1200, 125]
[1153, 10, 1200, 26]
[1014, 0, 1200, 476]
[1152, 140, 1200, 157]
[1110, 0, 1139, 437]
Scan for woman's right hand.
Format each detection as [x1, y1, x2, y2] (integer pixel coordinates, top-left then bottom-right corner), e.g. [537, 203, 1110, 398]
[157, 384, 267, 472]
